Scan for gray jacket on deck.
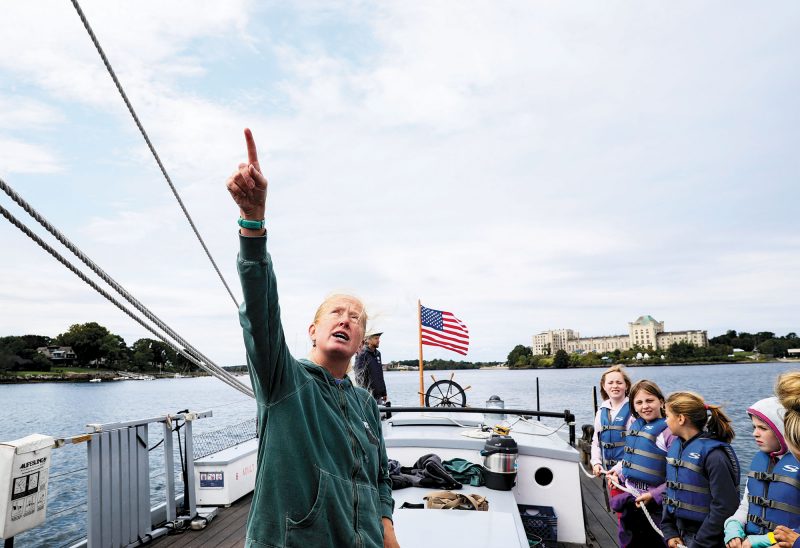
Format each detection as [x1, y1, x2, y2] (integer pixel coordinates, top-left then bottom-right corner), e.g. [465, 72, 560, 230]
[237, 235, 394, 548]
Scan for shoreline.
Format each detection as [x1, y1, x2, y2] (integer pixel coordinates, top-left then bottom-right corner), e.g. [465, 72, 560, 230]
[0, 371, 210, 384]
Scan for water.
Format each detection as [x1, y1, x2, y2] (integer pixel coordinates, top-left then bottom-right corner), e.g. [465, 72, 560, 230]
[2, 361, 797, 546]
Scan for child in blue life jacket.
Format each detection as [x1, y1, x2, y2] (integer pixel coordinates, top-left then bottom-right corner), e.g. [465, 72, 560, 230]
[607, 379, 677, 547]
[724, 396, 798, 548]
[661, 391, 740, 548]
[591, 365, 633, 487]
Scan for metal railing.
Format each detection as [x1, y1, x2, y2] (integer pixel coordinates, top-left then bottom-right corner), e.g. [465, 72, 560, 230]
[380, 406, 577, 446]
[82, 410, 212, 547]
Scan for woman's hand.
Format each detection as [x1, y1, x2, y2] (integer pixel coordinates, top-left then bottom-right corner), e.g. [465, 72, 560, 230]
[634, 491, 653, 507]
[226, 128, 268, 221]
[382, 517, 400, 548]
[774, 525, 800, 547]
[592, 463, 603, 477]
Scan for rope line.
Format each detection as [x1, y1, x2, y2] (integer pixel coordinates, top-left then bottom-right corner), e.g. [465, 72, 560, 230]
[68, 0, 239, 308]
[48, 501, 87, 519]
[0, 199, 253, 398]
[49, 467, 87, 480]
[581, 464, 665, 538]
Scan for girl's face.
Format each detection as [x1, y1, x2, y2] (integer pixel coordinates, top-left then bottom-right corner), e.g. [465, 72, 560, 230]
[665, 405, 687, 439]
[603, 372, 627, 401]
[633, 389, 663, 421]
[751, 415, 782, 454]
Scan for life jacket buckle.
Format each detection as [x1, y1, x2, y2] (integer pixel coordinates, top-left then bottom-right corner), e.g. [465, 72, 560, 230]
[749, 495, 768, 507]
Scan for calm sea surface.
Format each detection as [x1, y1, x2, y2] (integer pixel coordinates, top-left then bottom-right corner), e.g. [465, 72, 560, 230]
[2, 361, 798, 546]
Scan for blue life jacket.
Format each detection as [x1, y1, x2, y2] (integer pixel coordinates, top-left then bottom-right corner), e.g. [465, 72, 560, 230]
[599, 401, 630, 468]
[621, 417, 669, 486]
[664, 435, 740, 523]
[745, 451, 800, 534]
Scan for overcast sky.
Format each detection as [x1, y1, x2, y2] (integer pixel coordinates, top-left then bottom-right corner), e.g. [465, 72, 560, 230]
[1, 1, 798, 370]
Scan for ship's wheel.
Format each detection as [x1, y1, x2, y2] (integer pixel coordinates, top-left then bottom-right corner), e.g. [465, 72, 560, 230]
[423, 374, 469, 407]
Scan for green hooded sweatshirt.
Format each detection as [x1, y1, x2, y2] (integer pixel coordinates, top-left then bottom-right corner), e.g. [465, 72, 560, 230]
[238, 235, 394, 548]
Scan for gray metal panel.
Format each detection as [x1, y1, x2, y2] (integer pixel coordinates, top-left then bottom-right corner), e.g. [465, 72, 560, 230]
[119, 428, 131, 544]
[163, 422, 176, 522]
[184, 420, 196, 517]
[100, 432, 111, 548]
[110, 430, 120, 547]
[87, 434, 101, 548]
[137, 424, 150, 537]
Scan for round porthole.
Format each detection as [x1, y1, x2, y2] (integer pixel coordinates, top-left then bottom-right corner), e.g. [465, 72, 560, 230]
[534, 467, 553, 486]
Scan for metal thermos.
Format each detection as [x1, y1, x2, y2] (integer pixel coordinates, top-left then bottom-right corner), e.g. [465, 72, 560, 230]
[480, 434, 518, 490]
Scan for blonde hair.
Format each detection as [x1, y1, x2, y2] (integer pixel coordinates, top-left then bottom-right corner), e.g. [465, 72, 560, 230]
[599, 365, 632, 400]
[629, 379, 666, 419]
[312, 294, 368, 331]
[776, 372, 800, 452]
[666, 391, 735, 443]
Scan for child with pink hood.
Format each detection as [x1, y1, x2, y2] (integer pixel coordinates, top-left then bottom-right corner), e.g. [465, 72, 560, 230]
[724, 396, 800, 548]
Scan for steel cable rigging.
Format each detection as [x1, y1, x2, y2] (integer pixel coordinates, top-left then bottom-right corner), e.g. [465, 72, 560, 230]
[68, 0, 239, 308]
[0, 180, 253, 397]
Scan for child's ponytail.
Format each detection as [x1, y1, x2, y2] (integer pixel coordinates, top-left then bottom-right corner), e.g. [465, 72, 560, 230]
[705, 403, 735, 444]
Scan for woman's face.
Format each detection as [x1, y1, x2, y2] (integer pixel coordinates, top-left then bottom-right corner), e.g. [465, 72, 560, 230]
[751, 415, 782, 454]
[633, 389, 663, 421]
[309, 296, 365, 360]
[603, 372, 627, 401]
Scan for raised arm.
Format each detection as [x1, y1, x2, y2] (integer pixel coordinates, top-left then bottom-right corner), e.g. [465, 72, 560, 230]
[229, 129, 298, 403]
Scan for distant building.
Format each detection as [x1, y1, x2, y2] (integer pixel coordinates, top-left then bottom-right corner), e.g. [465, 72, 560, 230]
[531, 329, 579, 356]
[37, 345, 77, 364]
[532, 315, 707, 355]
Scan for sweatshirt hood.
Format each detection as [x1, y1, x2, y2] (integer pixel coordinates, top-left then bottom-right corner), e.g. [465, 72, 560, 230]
[747, 396, 787, 458]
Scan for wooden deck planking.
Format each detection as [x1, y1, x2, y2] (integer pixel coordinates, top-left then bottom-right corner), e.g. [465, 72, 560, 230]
[154, 473, 620, 547]
[576, 472, 619, 548]
[155, 493, 250, 548]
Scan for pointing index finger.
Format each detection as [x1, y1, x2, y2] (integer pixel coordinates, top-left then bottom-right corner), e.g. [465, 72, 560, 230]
[244, 128, 259, 166]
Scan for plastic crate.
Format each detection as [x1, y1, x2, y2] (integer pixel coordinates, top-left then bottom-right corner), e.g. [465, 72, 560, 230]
[517, 504, 557, 547]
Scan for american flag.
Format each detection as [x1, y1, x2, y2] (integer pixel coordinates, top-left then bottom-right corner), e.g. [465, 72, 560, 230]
[420, 305, 470, 355]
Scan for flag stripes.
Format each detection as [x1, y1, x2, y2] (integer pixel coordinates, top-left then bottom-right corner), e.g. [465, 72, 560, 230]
[420, 305, 469, 356]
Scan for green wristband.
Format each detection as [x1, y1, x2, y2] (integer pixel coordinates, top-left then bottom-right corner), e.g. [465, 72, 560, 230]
[238, 217, 265, 230]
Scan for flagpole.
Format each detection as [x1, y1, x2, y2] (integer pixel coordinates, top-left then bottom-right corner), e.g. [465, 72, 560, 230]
[418, 299, 424, 406]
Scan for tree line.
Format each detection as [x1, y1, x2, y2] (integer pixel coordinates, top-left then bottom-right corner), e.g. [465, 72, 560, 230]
[0, 322, 203, 374]
[506, 330, 799, 369]
[392, 359, 498, 370]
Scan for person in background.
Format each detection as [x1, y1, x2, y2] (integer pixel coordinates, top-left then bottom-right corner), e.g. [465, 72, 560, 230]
[771, 372, 800, 548]
[607, 379, 676, 547]
[227, 128, 399, 548]
[355, 331, 388, 404]
[725, 396, 798, 548]
[661, 392, 739, 548]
